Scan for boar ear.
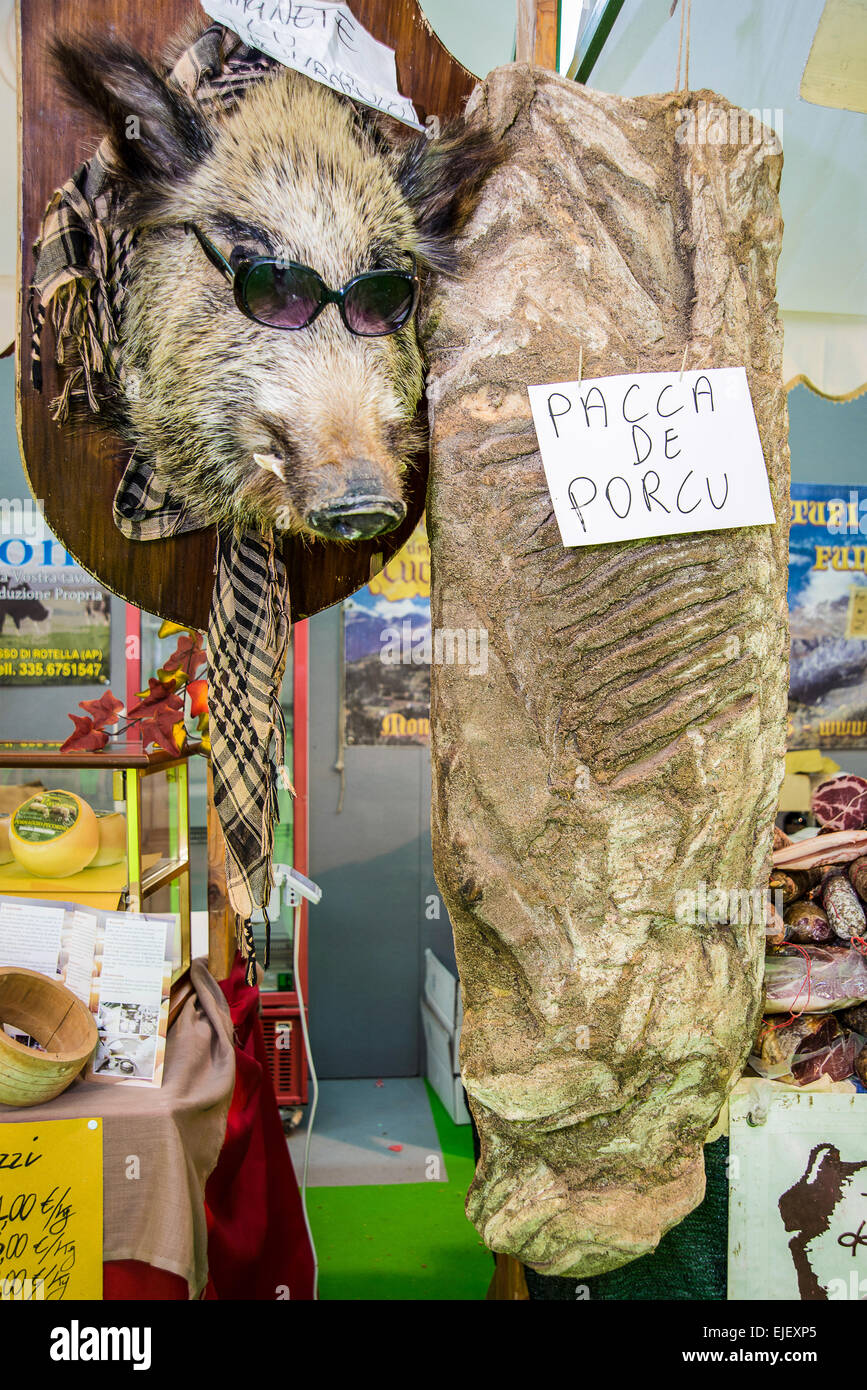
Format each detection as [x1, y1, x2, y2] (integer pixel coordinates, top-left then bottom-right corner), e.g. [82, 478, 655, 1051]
[50, 36, 212, 201]
[394, 122, 502, 272]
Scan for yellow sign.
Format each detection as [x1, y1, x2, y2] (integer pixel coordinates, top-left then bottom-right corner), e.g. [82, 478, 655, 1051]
[368, 521, 430, 601]
[846, 585, 867, 639]
[0, 1117, 103, 1300]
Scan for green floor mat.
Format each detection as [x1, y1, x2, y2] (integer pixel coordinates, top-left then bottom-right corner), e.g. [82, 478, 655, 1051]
[307, 1082, 492, 1301]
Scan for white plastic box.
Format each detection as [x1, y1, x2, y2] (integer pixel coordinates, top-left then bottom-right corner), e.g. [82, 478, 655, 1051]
[420, 998, 470, 1125]
[423, 947, 463, 1069]
[420, 950, 469, 1125]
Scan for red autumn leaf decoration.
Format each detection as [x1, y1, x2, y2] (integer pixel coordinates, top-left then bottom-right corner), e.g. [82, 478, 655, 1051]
[78, 690, 125, 729]
[155, 667, 185, 691]
[62, 634, 208, 758]
[127, 678, 185, 719]
[162, 633, 206, 680]
[60, 714, 110, 753]
[186, 679, 208, 719]
[139, 703, 187, 756]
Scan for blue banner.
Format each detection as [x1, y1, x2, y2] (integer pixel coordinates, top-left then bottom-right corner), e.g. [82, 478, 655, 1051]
[789, 483, 867, 747]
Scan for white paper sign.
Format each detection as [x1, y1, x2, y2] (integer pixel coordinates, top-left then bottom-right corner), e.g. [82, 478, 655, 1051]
[93, 914, 171, 1086]
[0, 898, 65, 976]
[63, 908, 100, 1006]
[729, 1082, 867, 1301]
[201, 0, 423, 129]
[526, 366, 776, 548]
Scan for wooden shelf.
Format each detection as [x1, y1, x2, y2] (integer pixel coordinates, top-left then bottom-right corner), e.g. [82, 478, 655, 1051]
[0, 742, 189, 771]
[139, 856, 188, 898]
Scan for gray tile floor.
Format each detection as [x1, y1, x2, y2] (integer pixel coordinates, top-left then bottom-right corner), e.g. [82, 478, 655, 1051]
[287, 1076, 448, 1186]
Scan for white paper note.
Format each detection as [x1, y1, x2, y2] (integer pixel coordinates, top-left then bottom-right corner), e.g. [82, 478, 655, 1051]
[201, 0, 423, 129]
[64, 909, 100, 1007]
[0, 898, 65, 975]
[92, 915, 171, 1086]
[526, 366, 776, 548]
[99, 914, 168, 1004]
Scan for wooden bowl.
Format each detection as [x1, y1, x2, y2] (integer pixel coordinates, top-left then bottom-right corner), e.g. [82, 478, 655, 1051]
[0, 967, 98, 1107]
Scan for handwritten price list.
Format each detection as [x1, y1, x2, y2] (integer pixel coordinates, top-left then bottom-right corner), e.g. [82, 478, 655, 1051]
[0, 1118, 102, 1300]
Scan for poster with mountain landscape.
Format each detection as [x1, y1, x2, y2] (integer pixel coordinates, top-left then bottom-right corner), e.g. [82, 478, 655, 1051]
[788, 483, 867, 748]
[343, 522, 431, 746]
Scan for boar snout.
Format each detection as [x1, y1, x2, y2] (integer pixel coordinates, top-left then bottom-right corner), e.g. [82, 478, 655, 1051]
[306, 475, 407, 541]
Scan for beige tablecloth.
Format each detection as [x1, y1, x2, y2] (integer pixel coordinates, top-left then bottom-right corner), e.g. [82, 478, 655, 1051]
[0, 958, 235, 1298]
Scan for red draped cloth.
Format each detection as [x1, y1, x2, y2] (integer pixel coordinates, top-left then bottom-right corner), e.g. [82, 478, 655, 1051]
[104, 954, 315, 1301]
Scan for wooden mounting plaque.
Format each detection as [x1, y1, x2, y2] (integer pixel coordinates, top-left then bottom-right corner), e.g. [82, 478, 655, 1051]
[16, 0, 476, 628]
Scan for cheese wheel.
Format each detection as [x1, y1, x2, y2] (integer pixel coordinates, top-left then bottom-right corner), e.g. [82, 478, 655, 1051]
[91, 811, 127, 867]
[0, 816, 12, 865]
[9, 790, 99, 878]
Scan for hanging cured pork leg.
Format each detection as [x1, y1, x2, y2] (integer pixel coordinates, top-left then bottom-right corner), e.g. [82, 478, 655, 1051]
[426, 67, 789, 1276]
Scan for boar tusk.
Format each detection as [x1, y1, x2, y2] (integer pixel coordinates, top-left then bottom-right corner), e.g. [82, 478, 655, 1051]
[253, 452, 286, 481]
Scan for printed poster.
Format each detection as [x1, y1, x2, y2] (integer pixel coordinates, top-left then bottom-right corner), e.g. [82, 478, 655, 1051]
[343, 521, 431, 746]
[789, 483, 867, 748]
[729, 1083, 867, 1300]
[0, 510, 110, 686]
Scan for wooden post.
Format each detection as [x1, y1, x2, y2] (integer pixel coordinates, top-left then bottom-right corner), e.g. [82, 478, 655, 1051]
[486, 1253, 529, 1301]
[515, 0, 559, 68]
[206, 761, 235, 981]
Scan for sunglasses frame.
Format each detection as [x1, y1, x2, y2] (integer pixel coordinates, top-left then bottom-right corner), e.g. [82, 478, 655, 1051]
[186, 222, 420, 337]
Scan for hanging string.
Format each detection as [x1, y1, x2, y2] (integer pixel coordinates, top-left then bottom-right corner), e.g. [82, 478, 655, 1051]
[684, 0, 691, 92]
[673, 0, 685, 92]
[768, 942, 813, 1030]
[671, 0, 692, 93]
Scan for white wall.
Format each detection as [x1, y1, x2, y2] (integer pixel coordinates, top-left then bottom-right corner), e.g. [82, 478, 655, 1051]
[419, 0, 515, 77]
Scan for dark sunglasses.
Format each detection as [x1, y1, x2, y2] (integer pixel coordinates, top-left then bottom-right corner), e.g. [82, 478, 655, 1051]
[186, 223, 420, 337]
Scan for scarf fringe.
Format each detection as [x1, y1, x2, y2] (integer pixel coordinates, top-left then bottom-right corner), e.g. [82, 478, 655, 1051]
[47, 279, 118, 420]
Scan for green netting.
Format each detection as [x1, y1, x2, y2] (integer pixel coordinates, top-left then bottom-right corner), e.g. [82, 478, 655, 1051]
[523, 1137, 729, 1301]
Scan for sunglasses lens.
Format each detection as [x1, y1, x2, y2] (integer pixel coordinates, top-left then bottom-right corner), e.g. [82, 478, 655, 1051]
[243, 262, 323, 328]
[344, 274, 416, 336]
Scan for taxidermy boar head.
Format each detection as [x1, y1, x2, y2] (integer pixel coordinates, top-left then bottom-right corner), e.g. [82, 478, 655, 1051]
[51, 35, 499, 541]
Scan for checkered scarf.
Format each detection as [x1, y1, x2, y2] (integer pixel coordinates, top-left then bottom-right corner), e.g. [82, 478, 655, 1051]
[30, 24, 291, 984]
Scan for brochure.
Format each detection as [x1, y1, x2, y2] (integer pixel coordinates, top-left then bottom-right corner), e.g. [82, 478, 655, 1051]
[0, 895, 173, 1087]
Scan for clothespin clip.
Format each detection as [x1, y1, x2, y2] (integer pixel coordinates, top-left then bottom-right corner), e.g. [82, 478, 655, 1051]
[679, 345, 689, 381]
[577, 345, 583, 390]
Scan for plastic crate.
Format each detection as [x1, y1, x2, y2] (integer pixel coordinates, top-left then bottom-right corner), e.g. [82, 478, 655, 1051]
[259, 995, 307, 1105]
